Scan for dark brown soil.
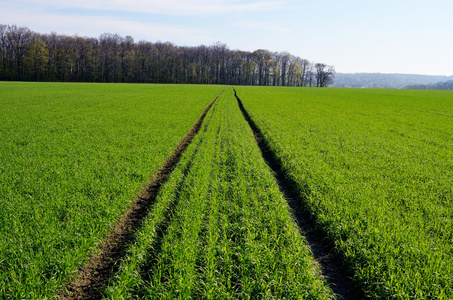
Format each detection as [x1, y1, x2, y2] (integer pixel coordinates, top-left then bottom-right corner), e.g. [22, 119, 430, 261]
[58, 91, 222, 300]
[234, 88, 363, 300]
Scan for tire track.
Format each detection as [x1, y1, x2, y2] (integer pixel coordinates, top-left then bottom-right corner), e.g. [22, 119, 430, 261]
[233, 88, 362, 300]
[135, 108, 211, 296]
[59, 90, 223, 300]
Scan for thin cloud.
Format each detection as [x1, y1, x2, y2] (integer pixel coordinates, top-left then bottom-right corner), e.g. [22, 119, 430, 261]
[13, 0, 285, 16]
[233, 20, 290, 33]
[0, 6, 213, 44]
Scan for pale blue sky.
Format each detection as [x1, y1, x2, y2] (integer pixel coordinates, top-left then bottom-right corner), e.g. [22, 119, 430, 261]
[2, 0, 452, 75]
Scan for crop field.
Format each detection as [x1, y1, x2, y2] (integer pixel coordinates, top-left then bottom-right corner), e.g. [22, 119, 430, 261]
[0, 82, 223, 298]
[1, 82, 452, 299]
[235, 86, 453, 298]
[104, 88, 330, 299]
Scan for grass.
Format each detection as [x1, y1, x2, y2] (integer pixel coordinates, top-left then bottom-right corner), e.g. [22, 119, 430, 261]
[0, 82, 223, 298]
[104, 87, 331, 299]
[3, 82, 451, 299]
[235, 86, 453, 299]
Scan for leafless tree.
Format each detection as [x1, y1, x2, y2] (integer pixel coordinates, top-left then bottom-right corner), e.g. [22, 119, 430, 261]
[315, 63, 335, 87]
[6, 25, 33, 79]
[0, 24, 336, 87]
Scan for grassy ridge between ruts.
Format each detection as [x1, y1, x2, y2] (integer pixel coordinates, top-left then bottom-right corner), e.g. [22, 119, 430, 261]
[104, 88, 332, 299]
[235, 86, 453, 299]
[0, 82, 223, 298]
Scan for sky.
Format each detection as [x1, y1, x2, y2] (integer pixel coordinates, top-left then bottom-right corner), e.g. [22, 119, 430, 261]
[1, 0, 453, 75]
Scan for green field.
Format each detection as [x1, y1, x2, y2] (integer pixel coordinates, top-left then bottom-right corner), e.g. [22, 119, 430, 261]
[1, 82, 452, 299]
[235, 86, 453, 298]
[0, 82, 223, 298]
[104, 88, 330, 299]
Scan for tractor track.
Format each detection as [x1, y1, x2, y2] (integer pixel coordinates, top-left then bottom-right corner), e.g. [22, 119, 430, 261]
[234, 87, 362, 300]
[59, 90, 223, 300]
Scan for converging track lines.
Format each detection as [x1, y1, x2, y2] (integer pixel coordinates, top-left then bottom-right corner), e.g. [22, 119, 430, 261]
[4, 84, 452, 298]
[103, 88, 333, 299]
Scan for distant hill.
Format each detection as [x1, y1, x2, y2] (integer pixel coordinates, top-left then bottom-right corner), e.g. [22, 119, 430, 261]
[332, 73, 453, 89]
[406, 80, 453, 90]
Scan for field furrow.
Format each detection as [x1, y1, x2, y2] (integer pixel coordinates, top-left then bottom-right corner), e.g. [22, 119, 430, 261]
[60, 90, 223, 299]
[234, 88, 360, 299]
[235, 86, 453, 299]
[0, 82, 223, 298]
[3, 82, 452, 299]
[105, 88, 332, 299]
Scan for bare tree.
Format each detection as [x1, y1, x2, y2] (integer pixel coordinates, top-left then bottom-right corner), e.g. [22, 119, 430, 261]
[99, 33, 121, 82]
[298, 58, 311, 87]
[6, 25, 33, 80]
[276, 51, 291, 86]
[0, 24, 10, 79]
[0, 24, 336, 87]
[315, 63, 335, 87]
[24, 35, 49, 80]
[252, 49, 272, 86]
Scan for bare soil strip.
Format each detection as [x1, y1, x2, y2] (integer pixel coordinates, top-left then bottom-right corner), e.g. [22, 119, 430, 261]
[59, 91, 222, 300]
[234, 88, 362, 300]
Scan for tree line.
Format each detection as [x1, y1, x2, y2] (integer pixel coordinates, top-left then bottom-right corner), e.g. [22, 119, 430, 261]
[0, 24, 335, 87]
[405, 80, 453, 90]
